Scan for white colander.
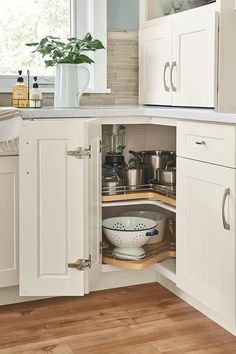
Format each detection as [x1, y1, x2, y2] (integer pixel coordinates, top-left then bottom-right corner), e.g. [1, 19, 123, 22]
[102, 216, 158, 258]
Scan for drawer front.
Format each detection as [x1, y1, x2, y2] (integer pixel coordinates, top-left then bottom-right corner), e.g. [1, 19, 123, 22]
[177, 121, 236, 167]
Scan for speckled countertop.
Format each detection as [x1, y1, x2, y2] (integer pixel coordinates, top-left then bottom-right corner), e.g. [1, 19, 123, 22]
[19, 105, 236, 124]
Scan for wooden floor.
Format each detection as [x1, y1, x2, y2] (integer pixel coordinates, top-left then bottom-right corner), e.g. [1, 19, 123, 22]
[0, 283, 236, 354]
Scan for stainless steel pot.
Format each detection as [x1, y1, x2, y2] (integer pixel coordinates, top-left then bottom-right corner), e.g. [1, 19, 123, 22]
[156, 168, 176, 186]
[126, 168, 144, 190]
[129, 150, 176, 182]
[102, 180, 122, 195]
[150, 151, 176, 180]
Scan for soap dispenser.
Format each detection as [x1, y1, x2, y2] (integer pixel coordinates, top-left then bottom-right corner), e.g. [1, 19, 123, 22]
[12, 70, 29, 108]
[30, 76, 42, 108]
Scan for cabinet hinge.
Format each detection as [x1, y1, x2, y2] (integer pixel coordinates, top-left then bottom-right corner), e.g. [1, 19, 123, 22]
[100, 140, 103, 153]
[67, 146, 91, 159]
[68, 255, 91, 271]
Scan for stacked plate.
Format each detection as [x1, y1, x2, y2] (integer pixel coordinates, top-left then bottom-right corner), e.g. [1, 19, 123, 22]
[168, 216, 176, 249]
[113, 248, 146, 260]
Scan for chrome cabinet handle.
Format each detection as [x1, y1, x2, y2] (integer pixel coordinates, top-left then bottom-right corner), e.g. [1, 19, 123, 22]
[196, 141, 206, 145]
[163, 62, 170, 92]
[170, 61, 177, 92]
[222, 188, 230, 230]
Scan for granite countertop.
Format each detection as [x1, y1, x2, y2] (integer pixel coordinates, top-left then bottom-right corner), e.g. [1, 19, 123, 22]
[19, 105, 236, 124]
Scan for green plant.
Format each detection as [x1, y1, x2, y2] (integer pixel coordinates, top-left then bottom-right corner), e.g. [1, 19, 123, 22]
[26, 33, 105, 67]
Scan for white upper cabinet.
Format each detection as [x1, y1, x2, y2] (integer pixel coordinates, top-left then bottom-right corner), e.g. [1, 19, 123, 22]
[172, 11, 217, 107]
[19, 119, 101, 297]
[177, 157, 236, 325]
[0, 156, 19, 288]
[139, 4, 218, 107]
[139, 23, 172, 105]
[140, 1, 236, 110]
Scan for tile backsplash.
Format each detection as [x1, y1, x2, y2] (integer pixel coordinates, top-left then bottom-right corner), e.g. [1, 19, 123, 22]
[0, 31, 138, 107]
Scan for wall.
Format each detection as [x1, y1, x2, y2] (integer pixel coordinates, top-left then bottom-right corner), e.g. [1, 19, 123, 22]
[81, 31, 138, 105]
[107, 0, 139, 30]
[0, 31, 138, 107]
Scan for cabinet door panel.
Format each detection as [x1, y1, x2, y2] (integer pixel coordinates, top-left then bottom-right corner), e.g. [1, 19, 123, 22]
[172, 11, 217, 107]
[0, 156, 18, 287]
[177, 158, 236, 324]
[139, 24, 172, 105]
[19, 119, 101, 296]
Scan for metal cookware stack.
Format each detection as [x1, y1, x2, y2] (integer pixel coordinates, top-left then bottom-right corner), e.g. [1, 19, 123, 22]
[126, 150, 176, 189]
[126, 150, 151, 189]
[151, 151, 176, 188]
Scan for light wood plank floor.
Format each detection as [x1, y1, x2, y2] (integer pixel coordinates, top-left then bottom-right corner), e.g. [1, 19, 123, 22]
[0, 283, 236, 354]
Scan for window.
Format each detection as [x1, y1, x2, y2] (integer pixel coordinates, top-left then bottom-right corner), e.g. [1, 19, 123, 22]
[0, 0, 108, 93]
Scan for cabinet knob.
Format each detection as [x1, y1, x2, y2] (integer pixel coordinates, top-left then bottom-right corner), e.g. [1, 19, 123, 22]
[195, 141, 206, 145]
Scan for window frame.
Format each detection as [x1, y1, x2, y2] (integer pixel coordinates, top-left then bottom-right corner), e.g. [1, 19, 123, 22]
[0, 0, 109, 94]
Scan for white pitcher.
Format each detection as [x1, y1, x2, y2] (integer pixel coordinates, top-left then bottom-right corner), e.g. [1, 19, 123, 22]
[54, 63, 90, 108]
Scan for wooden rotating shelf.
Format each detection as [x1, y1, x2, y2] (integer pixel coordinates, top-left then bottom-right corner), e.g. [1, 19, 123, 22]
[102, 191, 176, 207]
[102, 237, 176, 271]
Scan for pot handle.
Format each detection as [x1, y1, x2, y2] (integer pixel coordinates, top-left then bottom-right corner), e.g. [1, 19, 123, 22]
[76, 66, 90, 106]
[146, 229, 159, 237]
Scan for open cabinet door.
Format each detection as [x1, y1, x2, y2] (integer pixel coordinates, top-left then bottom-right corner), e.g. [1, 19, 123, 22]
[86, 121, 102, 291]
[19, 118, 101, 296]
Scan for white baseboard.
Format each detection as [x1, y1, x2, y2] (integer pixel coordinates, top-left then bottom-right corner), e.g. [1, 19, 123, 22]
[157, 273, 236, 336]
[0, 286, 45, 306]
[93, 267, 157, 291]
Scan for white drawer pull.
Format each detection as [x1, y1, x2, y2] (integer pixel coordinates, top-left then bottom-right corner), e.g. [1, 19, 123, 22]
[222, 188, 230, 231]
[195, 141, 206, 145]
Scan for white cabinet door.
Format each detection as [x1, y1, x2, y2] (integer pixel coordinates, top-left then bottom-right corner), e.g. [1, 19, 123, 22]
[177, 158, 236, 324]
[139, 23, 172, 105]
[172, 11, 217, 107]
[0, 156, 19, 288]
[19, 119, 101, 296]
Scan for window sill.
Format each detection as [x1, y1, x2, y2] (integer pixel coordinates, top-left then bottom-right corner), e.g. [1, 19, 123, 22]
[0, 88, 111, 94]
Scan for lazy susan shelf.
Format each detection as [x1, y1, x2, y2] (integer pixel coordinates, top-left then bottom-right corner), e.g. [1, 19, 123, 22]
[102, 191, 176, 207]
[102, 238, 176, 271]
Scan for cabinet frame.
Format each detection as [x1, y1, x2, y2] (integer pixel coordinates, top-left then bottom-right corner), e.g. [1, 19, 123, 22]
[0, 156, 19, 288]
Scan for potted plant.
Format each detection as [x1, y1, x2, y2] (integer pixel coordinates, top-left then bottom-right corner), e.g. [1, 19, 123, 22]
[26, 33, 105, 108]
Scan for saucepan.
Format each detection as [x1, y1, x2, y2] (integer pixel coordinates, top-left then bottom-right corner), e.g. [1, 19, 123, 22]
[156, 167, 176, 186]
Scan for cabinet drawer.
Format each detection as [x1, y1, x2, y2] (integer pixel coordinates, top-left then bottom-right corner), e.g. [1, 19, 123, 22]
[177, 121, 236, 167]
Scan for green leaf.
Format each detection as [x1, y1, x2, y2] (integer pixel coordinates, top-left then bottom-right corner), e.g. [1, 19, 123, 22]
[39, 37, 48, 45]
[38, 49, 50, 57]
[25, 42, 39, 47]
[27, 33, 104, 67]
[75, 54, 94, 64]
[52, 40, 65, 47]
[45, 60, 55, 67]
[92, 39, 105, 49]
[84, 32, 92, 41]
[46, 35, 60, 40]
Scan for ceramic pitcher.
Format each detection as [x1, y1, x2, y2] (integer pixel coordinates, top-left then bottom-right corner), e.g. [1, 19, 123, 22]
[54, 63, 90, 108]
